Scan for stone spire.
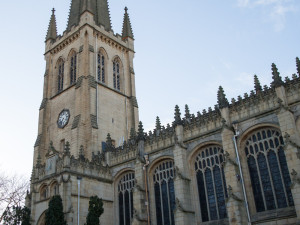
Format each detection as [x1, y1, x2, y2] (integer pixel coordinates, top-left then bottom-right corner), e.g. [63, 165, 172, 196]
[67, 0, 112, 31]
[271, 63, 284, 88]
[217, 86, 229, 109]
[46, 8, 57, 42]
[122, 7, 134, 40]
[296, 57, 300, 76]
[254, 74, 262, 93]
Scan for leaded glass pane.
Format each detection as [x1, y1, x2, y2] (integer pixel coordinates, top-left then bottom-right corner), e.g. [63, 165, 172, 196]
[118, 172, 135, 225]
[97, 53, 105, 83]
[245, 128, 294, 213]
[153, 160, 175, 225]
[195, 145, 227, 222]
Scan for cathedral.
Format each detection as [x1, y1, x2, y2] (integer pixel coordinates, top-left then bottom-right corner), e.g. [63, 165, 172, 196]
[27, 0, 300, 224]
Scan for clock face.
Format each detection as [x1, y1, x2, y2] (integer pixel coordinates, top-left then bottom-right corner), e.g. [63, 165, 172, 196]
[57, 109, 70, 128]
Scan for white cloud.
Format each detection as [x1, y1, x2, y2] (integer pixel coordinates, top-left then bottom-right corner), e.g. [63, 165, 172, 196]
[237, 0, 250, 7]
[237, 0, 297, 31]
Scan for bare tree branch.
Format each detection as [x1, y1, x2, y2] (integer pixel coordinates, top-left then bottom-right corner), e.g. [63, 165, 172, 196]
[0, 172, 29, 223]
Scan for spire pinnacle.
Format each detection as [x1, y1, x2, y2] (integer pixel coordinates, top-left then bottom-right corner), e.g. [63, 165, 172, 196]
[46, 8, 57, 42]
[254, 75, 262, 93]
[137, 121, 145, 141]
[271, 63, 284, 88]
[155, 116, 161, 130]
[217, 86, 229, 109]
[173, 105, 182, 126]
[122, 6, 134, 40]
[296, 57, 300, 76]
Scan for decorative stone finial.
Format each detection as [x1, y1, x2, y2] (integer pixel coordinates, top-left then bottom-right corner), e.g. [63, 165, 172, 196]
[254, 74, 262, 93]
[296, 57, 300, 76]
[173, 105, 182, 126]
[185, 104, 191, 119]
[217, 86, 229, 109]
[271, 63, 284, 88]
[137, 121, 145, 141]
[106, 133, 113, 149]
[155, 116, 161, 131]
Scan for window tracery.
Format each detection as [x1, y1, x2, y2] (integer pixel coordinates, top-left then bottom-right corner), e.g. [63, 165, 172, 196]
[153, 160, 176, 225]
[194, 145, 227, 222]
[70, 52, 77, 84]
[245, 128, 294, 212]
[113, 59, 120, 90]
[57, 60, 64, 92]
[98, 52, 105, 83]
[118, 172, 135, 225]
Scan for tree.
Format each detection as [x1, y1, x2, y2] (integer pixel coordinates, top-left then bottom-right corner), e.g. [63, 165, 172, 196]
[2, 205, 30, 225]
[85, 196, 104, 225]
[0, 172, 29, 223]
[45, 195, 66, 225]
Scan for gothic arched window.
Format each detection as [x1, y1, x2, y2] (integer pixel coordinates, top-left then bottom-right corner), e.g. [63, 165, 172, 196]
[40, 185, 48, 200]
[50, 182, 59, 196]
[118, 172, 135, 225]
[113, 59, 120, 91]
[97, 52, 105, 83]
[245, 128, 294, 212]
[70, 52, 77, 84]
[153, 160, 176, 225]
[195, 145, 227, 222]
[57, 60, 64, 92]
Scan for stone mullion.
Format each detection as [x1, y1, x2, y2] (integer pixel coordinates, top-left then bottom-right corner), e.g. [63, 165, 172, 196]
[274, 148, 289, 205]
[203, 169, 211, 221]
[253, 154, 267, 210]
[212, 168, 220, 220]
[264, 150, 278, 209]
[221, 127, 248, 225]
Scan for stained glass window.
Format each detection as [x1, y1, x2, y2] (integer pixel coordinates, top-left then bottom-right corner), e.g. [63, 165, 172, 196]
[245, 128, 294, 212]
[195, 145, 227, 222]
[153, 160, 176, 225]
[113, 60, 120, 90]
[118, 172, 135, 225]
[57, 60, 64, 92]
[97, 53, 105, 83]
[70, 52, 77, 84]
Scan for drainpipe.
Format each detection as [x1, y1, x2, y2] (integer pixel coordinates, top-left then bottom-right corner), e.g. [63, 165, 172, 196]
[77, 176, 82, 225]
[232, 122, 251, 225]
[143, 154, 150, 225]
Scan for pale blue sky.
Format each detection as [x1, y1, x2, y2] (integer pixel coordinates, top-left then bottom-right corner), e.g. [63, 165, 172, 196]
[0, 0, 299, 178]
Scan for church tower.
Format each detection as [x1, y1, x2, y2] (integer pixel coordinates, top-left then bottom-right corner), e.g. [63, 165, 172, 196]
[34, 0, 138, 166]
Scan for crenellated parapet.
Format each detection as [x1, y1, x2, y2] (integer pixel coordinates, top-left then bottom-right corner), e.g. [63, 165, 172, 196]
[33, 142, 112, 183]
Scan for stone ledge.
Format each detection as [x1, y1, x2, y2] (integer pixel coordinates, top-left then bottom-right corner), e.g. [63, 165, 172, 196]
[251, 206, 296, 224]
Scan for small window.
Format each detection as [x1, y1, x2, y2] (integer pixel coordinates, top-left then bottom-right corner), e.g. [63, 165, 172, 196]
[57, 60, 64, 92]
[97, 52, 105, 83]
[70, 52, 77, 84]
[113, 59, 120, 91]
